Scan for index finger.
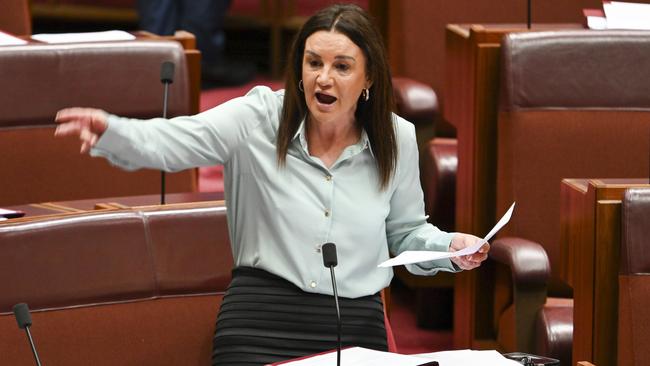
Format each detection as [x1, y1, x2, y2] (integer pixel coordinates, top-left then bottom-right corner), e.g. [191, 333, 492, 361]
[55, 107, 96, 124]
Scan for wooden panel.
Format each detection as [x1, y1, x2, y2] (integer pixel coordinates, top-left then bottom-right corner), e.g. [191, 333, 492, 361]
[593, 200, 621, 366]
[562, 179, 650, 366]
[444, 24, 522, 349]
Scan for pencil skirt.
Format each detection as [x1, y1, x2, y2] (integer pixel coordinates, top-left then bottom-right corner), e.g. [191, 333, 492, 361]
[211, 267, 388, 366]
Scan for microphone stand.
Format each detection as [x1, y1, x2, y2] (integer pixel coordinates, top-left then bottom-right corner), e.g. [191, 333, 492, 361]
[328, 264, 342, 366]
[527, 0, 532, 29]
[321, 243, 342, 366]
[13, 303, 42, 366]
[24, 326, 42, 366]
[160, 80, 169, 205]
[159, 62, 175, 205]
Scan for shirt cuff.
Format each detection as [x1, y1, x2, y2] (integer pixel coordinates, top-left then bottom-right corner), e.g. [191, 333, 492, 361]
[90, 115, 140, 170]
[405, 231, 462, 276]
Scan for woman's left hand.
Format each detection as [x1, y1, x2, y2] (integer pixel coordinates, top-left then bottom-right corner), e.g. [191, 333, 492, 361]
[449, 233, 489, 270]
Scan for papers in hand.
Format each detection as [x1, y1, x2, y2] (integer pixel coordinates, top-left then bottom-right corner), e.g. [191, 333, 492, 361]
[31, 30, 136, 44]
[378, 202, 515, 268]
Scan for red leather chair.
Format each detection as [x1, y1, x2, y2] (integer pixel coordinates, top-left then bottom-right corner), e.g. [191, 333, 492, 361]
[485, 30, 650, 366]
[425, 29, 650, 364]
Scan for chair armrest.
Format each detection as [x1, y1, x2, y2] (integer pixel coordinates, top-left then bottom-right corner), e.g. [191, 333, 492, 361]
[489, 236, 551, 353]
[420, 138, 457, 231]
[392, 76, 438, 126]
[490, 236, 550, 287]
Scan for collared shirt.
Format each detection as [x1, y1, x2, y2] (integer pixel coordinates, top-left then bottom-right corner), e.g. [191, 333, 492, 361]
[92, 86, 458, 298]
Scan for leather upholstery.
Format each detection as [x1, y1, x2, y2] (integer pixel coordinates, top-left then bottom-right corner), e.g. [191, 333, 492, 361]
[420, 138, 457, 232]
[0, 40, 197, 206]
[535, 298, 573, 366]
[501, 31, 650, 111]
[0, 202, 231, 365]
[392, 76, 438, 126]
[618, 188, 650, 366]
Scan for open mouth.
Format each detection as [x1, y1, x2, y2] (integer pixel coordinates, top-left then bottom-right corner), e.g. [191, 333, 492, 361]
[316, 92, 337, 105]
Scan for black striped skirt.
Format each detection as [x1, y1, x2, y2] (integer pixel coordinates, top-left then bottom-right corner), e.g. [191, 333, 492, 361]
[211, 267, 387, 366]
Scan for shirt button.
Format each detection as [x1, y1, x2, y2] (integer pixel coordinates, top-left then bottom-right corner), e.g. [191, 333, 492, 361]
[324, 209, 330, 217]
[325, 175, 332, 181]
[310, 281, 317, 288]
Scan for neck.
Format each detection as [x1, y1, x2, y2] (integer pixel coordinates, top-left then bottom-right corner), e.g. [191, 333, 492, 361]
[306, 115, 361, 167]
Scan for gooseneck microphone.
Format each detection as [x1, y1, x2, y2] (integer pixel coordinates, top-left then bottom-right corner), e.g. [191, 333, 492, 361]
[159, 61, 175, 205]
[13, 303, 42, 366]
[322, 243, 341, 366]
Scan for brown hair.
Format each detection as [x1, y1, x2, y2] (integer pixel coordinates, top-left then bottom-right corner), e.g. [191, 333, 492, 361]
[276, 4, 396, 190]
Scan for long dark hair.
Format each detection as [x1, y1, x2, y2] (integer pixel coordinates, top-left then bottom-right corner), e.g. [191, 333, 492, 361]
[276, 4, 396, 190]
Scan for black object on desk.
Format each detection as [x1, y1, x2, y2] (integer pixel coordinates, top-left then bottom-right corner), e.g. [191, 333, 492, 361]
[503, 352, 560, 365]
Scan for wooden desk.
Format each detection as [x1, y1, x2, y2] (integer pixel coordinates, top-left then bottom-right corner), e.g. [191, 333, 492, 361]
[4, 191, 224, 219]
[444, 23, 581, 349]
[561, 178, 650, 366]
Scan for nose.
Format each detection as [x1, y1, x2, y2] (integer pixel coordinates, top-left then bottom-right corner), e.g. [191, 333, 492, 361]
[316, 66, 333, 86]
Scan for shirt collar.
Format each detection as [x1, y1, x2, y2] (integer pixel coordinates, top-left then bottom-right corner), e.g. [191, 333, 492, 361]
[291, 117, 373, 157]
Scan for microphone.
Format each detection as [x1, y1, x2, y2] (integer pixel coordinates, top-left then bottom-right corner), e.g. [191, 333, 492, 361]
[322, 243, 342, 366]
[13, 303, 43, 366]
[159, 61, 175, 205]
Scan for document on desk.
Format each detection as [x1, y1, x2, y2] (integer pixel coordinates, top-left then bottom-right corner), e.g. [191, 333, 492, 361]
[378, 202, 515, 268]
[0, 31, 27, 46]
[267, 347, 438, 366]
[415, 349, 521, 365]
[31, 30, 136, 44]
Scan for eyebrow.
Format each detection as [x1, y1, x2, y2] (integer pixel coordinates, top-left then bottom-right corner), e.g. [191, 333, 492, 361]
[305, 50, 356, 62]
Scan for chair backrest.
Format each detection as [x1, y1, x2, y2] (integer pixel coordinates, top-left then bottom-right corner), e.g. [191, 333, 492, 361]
[0, 201, 232, 365]
[0, 40, 197, 206]
[618, 188, 650, 366]
[497, 30, 650, 295]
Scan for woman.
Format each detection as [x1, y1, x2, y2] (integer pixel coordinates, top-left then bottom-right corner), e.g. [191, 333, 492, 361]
[55, 4, 488, 365]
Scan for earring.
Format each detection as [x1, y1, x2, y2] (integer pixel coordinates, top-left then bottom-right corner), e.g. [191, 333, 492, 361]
[362, 88, 370, 101]
[298, 80, 304, 92]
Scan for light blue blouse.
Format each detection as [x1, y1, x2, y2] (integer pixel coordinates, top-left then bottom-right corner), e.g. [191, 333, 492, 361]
[92, 86, 458, 298]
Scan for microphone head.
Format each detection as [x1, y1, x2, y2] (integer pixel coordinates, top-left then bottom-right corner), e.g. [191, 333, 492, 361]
[322, 243, 338, 268]
[13, 303, 32, 329]
[160, 61, 175, 84]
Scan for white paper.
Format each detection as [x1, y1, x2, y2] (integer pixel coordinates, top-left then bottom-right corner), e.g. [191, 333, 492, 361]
[268, 347, 435, 366]
[0, 31, 27, 46]
[587, 15, 608, 30]
[415, 349, 522, 366]
[604, 1, 650, 30]
[31, 30, 136, 44]
[378, 202, 515, 268]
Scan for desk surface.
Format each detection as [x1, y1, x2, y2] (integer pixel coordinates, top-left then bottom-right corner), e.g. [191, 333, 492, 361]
[3, 191, 224, 219]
